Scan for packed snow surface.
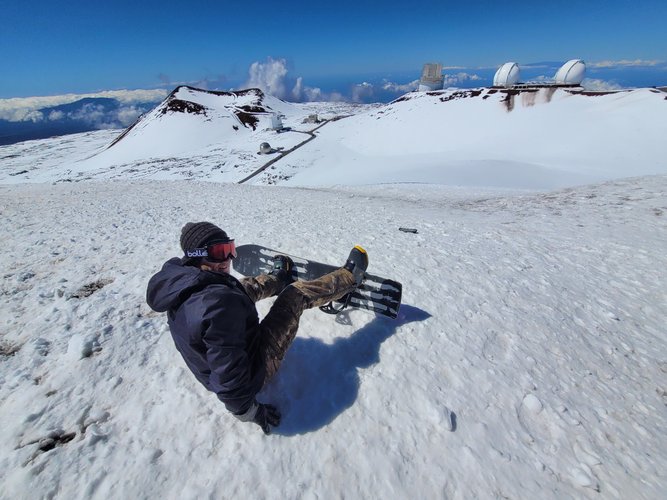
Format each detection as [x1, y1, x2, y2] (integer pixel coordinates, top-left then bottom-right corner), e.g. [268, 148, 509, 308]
[1, 87, 666, 499]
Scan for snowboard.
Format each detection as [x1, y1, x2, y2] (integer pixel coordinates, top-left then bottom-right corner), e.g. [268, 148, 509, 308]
[233, 244, 402, 319]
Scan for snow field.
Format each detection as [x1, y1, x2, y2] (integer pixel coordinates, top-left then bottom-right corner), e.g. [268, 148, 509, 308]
[1, 177, 666, 498]
[281, 88, 667, 188]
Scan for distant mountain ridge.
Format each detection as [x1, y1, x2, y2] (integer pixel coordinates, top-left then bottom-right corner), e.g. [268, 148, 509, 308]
[0, 96, 161, 146]
[109, 85, 290, 154]
[2, 85, 665, 189]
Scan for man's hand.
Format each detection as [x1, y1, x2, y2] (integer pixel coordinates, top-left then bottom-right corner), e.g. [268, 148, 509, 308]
[253, 403, 282, 434]
[270, 255, 295, 286]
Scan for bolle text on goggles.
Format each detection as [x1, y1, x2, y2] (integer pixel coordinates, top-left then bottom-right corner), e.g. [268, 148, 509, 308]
[185, 239, 237, 261]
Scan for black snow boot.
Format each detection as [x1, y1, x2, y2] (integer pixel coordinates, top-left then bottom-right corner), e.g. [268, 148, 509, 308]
[343, 246, 368, 286]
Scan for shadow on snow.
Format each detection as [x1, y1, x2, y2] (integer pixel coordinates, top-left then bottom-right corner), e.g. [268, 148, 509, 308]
[261, 304, 431, 436]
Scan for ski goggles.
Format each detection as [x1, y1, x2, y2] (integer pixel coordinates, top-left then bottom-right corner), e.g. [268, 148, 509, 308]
[185, 239, 237, 261]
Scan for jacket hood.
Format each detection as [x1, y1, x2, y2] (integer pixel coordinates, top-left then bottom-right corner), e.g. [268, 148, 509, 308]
[146, 258, 227, 313]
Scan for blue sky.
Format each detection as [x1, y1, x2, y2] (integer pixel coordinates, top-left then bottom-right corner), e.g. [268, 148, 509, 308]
[1, 0, 666, 100]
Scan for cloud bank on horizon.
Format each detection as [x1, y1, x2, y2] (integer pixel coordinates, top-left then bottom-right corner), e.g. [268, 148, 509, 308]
[242, 57, 491, 103]
[588, 58, 663, 68]
[0, 89, 168, 125]
[3, 57, 663, 115]
[243, 57, 411, 103]
[0, 58, 398, 128]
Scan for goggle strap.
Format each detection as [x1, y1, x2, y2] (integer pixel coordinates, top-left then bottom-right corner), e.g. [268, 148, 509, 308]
[186, 248, 209, 258]
[185, 240, 236, 261]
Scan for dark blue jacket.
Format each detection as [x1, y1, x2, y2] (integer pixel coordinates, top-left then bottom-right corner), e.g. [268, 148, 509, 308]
[146, 258, 265, 415]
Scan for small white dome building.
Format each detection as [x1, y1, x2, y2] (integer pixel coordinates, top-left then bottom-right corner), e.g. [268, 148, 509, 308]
[554, 59, 586, 85]
[493, 62, 521, 88]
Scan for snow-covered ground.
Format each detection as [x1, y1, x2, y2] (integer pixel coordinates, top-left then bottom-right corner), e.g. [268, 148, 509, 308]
[1, 87, 666, 499]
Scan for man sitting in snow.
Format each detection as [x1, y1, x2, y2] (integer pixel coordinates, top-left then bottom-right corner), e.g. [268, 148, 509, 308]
[146, 222, 368, 434]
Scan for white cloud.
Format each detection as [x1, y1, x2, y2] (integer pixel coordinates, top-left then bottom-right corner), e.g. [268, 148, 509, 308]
[589, 59, 663, 69]
[443, 72, 482, 87]
[292, 77, 326, 102]
[48, 110, 64, 121]
[0, 108, 44, 122]
[351, 82, 375, 103]
[116, 106, 145, 126]
[291, 77, 304, 101]
[245, 58, 333, 103]
[69, 103, 107, 123]
[292, 77, 323, 102]
[63, 103, 146, 129]
[244, 59, 422, 103]
[303, 86, 324, 102]
[23, 110, 45, 122]
[581, 78, 623, 91]
[520, 64, 554, 69]
[96, 89, 169, 104]
[328, 92, 346, 102]
[294, 79, 325, 102]
[382, 79, 419, 93]
[245, 57, 289, 99]
[0, 89, 168, 122]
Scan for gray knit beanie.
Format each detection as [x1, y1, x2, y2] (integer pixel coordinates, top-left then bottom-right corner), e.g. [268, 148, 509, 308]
[180, 222, 229, 253]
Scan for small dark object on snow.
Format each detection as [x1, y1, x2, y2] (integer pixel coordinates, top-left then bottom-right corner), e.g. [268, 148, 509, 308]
[0, 340, 21, 356]
[399, 227, 418, 234]
[38, 432, 76, 452]
[69, 278, 114, 299]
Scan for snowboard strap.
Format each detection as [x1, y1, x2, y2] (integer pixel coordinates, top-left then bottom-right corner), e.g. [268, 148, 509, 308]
[318, 293, 352, 315]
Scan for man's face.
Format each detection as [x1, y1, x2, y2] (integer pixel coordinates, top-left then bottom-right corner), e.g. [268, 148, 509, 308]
[196, 239, 236, 275]
[201, 258, 232, 274]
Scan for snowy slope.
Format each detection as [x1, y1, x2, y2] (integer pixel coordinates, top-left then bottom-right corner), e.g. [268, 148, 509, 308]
[65, 86, 315, 182]
[0, 87, 372, 184]
[1, 178, 666, 499]
[1, 85, 666, 499]
[279, 87, 667, 188]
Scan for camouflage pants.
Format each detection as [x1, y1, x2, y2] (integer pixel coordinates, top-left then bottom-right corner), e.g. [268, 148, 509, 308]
[240, 268, 356, 385]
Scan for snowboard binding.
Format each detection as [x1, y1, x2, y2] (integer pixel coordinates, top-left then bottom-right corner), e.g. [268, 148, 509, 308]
[319, 293, 353, 315]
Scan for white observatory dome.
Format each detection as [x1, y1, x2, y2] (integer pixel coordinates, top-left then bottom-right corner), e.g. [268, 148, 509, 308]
[493, 62, 521, 88]
[554, 59, 586, 85]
